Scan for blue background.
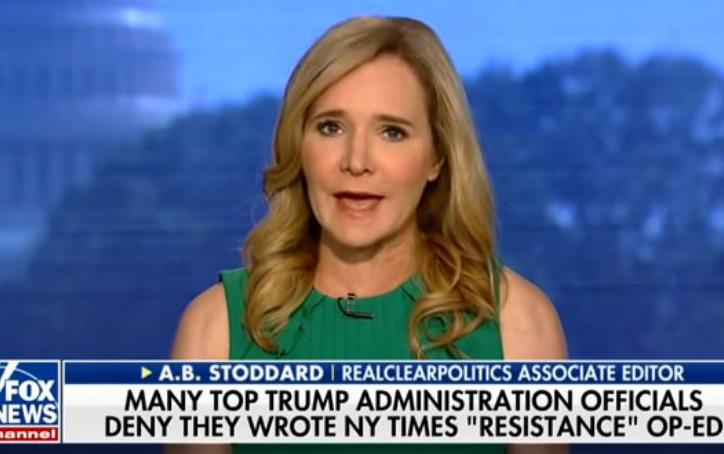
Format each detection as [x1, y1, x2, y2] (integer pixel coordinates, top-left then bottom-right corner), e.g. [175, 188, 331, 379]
[0, 1, 723, 364]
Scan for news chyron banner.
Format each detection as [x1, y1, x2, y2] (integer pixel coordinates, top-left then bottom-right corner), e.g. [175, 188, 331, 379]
[0, 361, 61, 443]
[58, 361, 724, 444]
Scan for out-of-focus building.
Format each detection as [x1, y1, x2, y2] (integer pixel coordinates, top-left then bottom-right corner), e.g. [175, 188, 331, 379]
[0, 0, 177, 280]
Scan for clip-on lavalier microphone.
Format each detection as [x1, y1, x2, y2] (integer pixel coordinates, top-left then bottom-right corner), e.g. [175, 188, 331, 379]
[336, 292, 374, 319]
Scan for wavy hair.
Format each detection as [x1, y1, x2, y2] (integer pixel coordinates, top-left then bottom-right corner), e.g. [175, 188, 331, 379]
[243, 16, 499, 358]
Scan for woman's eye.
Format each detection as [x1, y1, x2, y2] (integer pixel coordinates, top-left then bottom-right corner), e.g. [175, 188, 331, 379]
[316, 121, 342, 136]
[382, 126, 407, 141]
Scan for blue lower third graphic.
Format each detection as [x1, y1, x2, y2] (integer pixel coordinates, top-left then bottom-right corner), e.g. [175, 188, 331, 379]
[0, 360, 60, 443]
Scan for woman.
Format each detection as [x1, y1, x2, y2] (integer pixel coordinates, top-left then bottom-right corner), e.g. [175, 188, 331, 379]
[172, 16, 566, 453]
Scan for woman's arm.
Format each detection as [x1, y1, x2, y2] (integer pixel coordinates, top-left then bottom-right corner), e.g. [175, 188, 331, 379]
[499, 268, 567, 360]
[167, 284, 231, 454]
[499, 268, 568, 454]
[171, 283, 230, 360]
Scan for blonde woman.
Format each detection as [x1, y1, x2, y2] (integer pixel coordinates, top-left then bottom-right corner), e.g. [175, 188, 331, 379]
[172, 16, 566, 454]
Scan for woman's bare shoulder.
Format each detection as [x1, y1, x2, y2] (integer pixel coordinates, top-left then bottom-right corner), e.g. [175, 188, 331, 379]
[498, 267, 568, 360]
[171, 283, 229, 360]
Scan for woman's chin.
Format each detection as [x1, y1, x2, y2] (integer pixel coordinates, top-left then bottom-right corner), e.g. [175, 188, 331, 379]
[334, 234, 383, 251]
[324, 229, 389, 253]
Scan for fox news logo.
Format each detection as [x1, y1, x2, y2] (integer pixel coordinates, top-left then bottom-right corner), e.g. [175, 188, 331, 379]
[0, 361, 60, 443]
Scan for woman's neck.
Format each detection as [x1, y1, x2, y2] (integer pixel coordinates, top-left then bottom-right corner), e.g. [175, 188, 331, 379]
[314, 226, 421, 298]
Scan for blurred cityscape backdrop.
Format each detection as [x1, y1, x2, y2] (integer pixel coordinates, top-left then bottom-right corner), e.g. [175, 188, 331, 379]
[1, 0, 723, 360]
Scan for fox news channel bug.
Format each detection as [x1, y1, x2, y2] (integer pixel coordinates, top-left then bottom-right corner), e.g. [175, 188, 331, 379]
[0, 360, 61, 443]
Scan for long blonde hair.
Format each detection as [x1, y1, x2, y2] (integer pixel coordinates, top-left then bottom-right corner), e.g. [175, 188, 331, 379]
[243, 16, 498, 358]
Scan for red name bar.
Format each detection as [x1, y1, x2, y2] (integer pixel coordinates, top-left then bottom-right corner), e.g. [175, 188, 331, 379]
[0, 427, 59, 442]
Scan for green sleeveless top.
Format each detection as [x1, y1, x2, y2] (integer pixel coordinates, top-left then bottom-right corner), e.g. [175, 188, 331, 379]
[218, 262, 505, 453]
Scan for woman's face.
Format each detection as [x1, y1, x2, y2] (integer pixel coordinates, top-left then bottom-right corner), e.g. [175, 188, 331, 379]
[301, 54, 441, 252]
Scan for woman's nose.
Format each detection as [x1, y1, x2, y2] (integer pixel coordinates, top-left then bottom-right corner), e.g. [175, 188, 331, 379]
[341, 129, 374, 175]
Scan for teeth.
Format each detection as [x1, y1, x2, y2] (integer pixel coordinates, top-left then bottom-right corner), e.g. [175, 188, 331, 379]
[338, 197, 380, 211]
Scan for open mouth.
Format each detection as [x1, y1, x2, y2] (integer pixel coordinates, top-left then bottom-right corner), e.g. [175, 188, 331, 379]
[333, 191, 384, 214]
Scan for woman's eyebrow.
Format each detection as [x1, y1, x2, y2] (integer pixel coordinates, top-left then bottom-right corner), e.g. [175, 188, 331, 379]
[374, 113, 414, 127]
[308, 109, 415, 128]
[308, 109, 346, 122]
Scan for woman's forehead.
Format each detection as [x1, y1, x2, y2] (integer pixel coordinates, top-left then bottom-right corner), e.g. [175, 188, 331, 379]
[308, 54, 428, 122]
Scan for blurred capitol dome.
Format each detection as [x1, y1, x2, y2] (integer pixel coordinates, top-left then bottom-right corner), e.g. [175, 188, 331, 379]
[0, 0, 178, 276]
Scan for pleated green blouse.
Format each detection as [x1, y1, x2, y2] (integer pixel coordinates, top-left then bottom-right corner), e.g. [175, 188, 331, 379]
[219, 263, 505, 453]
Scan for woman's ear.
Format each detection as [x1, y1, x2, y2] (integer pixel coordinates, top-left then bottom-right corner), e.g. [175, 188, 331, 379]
[427, 158, 444, 182]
